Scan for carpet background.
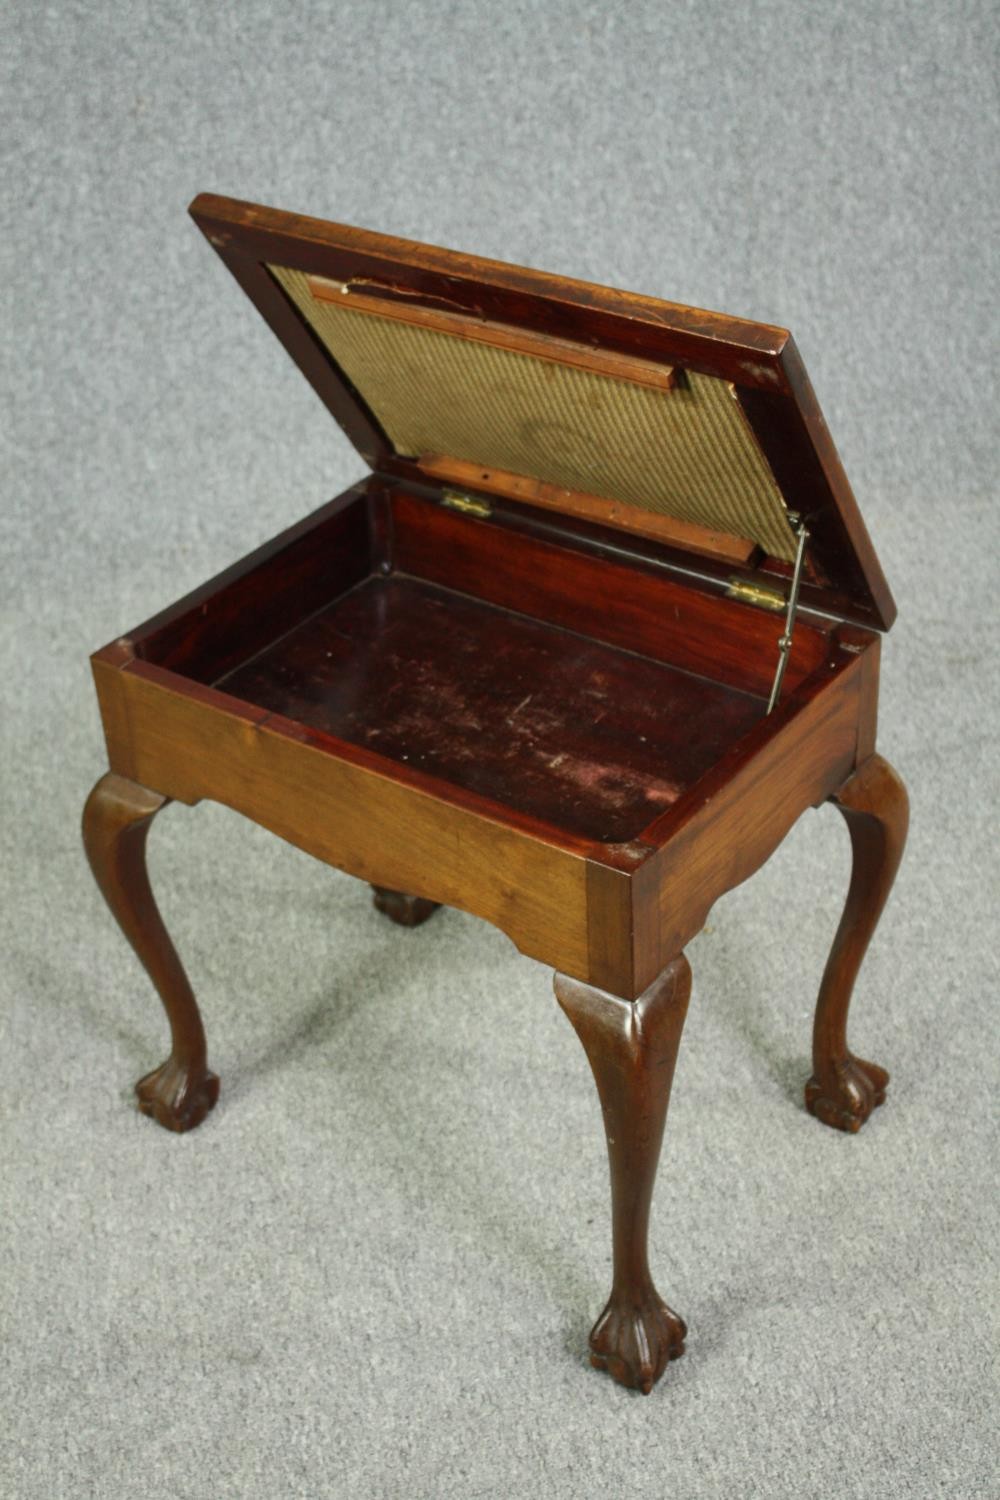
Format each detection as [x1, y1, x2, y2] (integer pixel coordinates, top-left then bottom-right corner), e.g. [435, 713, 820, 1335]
[2, 3, 997, 1497]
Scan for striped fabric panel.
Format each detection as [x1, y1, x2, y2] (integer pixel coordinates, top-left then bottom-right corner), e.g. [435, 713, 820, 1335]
[270, 264, 797, 561]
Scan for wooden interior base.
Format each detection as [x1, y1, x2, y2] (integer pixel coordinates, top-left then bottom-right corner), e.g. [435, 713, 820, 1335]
[219, 573, 764, 843]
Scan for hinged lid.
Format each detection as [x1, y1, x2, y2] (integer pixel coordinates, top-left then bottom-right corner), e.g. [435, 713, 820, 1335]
[190, 193, 895, 631]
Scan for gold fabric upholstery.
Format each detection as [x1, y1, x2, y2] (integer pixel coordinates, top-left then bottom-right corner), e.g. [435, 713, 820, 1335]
[270, 264, 797, 561]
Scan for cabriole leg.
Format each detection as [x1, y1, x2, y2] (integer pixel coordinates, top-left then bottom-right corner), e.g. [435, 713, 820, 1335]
[806, 753, 909, 1133]
[82, 772, 218, 1133]
[555, 955, 691, 1394]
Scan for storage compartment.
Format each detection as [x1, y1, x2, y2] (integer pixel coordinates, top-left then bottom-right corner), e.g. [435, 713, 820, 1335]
[218, 572, 766, 842]
[127, 480, 837, 846]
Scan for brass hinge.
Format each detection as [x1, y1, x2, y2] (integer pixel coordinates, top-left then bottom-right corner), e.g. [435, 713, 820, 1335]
[441, 489, 492, 519]
[725, 578, 786, 612]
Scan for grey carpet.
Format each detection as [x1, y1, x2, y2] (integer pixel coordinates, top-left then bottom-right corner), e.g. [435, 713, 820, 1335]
[2, 3, 998, 1496]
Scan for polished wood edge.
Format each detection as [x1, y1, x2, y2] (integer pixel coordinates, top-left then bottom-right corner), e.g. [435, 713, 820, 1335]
[91, 651, 139, 781]
[92, 637, 136, 668]
[782, 336, 896, 630]
[124, 661, 270, 721]
[852, 631, 881, 762]
[188, 193, 793, 382]
[736, 340, 896, 632]
[831, 622, 881, 768]
[411, 454, 756, 566]
[584, 862, 637, 996]
[305, 272, 677, 392]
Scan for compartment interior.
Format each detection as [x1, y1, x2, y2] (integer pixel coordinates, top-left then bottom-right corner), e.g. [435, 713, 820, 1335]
[268, 264, 801, 563]
[133, 484, 834, 845]
[217, 573, 763, 843]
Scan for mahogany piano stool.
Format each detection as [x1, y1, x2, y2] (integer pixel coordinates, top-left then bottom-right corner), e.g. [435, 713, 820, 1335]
[83, 195, 909, 1395]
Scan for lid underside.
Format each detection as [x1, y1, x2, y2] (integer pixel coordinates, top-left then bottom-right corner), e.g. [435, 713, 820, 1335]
[188, 194, 896, 630]
[270, 264, 799, 563]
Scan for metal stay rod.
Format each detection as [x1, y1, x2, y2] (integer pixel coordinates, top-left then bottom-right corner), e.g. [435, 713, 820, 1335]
[766, 518, 810, 715]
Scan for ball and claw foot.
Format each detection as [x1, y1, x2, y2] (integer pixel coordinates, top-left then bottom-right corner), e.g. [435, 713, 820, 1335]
[805, 1056, 888, 1134]
[135, 1056, 220, 1133]
[589, 1290, 687, 1394]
